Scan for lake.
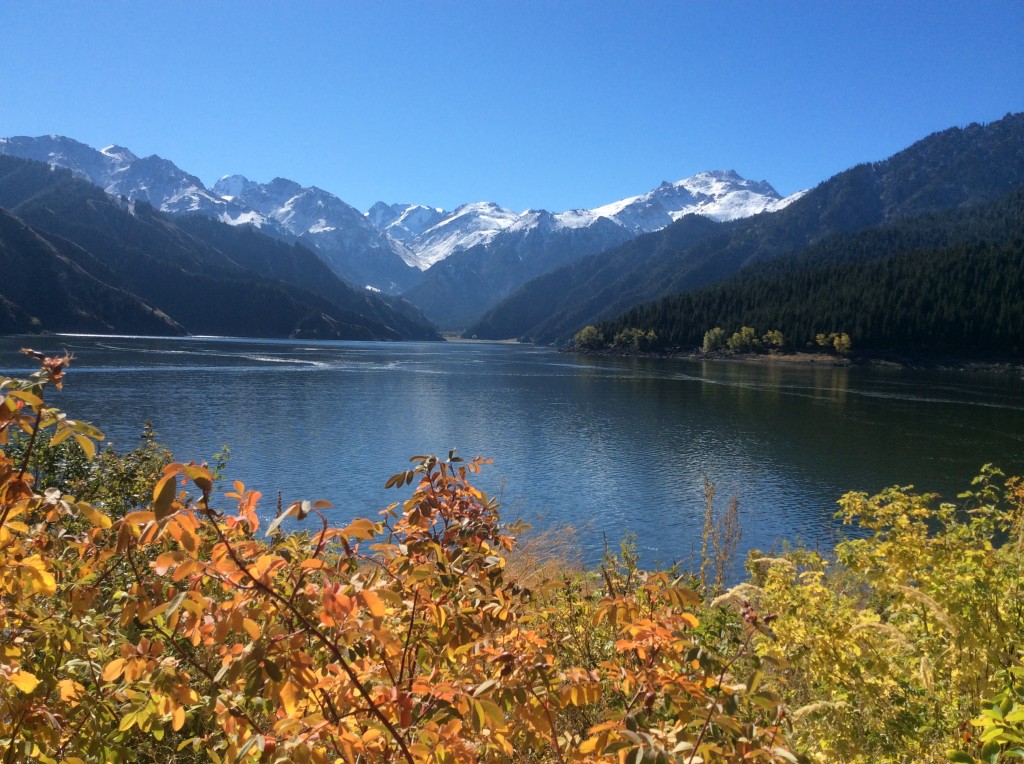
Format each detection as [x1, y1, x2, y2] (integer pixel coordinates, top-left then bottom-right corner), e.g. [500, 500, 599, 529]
[3, 335, 1024, 569]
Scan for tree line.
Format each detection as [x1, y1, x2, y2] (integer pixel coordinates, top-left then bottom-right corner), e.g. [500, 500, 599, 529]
[586, 188, 1024, 358]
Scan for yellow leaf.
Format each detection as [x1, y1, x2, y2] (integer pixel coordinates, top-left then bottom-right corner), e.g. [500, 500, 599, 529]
[172, 705, 186, 731]
[7, 389, 43, 407]
[153, 472, 178, 520]
[49, 427, 73, 447]
[9, 670, 40, 694]
[73, 433, 95, 460]
[242, 617, 260, 640]
[280, 681, 301, 716]
[20, 555, 56, 595]
[182, 464, 213, 494]
[119, 710, 137, 731]
[78, 502, 112, 529]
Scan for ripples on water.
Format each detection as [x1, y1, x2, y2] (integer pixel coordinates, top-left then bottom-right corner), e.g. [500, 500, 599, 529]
[3, 335, 1024, 572]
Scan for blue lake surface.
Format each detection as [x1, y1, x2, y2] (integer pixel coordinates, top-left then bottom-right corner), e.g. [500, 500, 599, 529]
[3, 335, 1024, 568]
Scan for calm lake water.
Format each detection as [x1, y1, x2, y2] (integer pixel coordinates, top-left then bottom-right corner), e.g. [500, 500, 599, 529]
[3, 335, 1024, 568]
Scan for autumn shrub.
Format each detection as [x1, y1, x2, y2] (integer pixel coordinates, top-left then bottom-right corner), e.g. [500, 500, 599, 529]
[11, 350, 1024, 764]
[954, 645, 1024, 763]
[739, 468, 1024, 763]
[1, 351, 795, 764]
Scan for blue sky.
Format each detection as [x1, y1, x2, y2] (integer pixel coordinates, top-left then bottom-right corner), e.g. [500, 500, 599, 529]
[3, 1, 1021, 212]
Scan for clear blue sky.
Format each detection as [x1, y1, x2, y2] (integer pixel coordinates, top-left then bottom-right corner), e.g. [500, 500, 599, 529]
[3, 1, 1021, 212]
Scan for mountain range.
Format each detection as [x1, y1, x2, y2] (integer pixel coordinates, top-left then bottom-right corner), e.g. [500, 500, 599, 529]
[0, 135, 795, 329]
[2, 112, 1022, 353]
[467, 112, 1024, 344]
[0, 154, 440, 340]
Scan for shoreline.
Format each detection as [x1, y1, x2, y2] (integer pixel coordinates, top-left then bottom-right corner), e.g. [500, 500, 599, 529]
[563, 347, 1024, 375]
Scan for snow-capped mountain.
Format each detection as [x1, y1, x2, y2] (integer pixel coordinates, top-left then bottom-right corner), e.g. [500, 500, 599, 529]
[0, 135, 242, 217]
[365, 202, 446, 244]
[364, 201, 521, 270]
[370, 170, 800, 271]
[402, 202, 520, 269]
[0, 136, 421, 292]
[0, 134, 802, 310]
[211, 175, 420, 290]
[569, 170, 801, 231]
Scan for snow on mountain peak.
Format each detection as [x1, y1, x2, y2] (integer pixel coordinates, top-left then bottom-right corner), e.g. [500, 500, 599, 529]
[374, 170, 800, 266]
[100, 144, 138, 163]
[404, 201, 520, 269]
[213, 174, 253, 201]
[1, 134, 803, 285]
[366, 202, 447, 248]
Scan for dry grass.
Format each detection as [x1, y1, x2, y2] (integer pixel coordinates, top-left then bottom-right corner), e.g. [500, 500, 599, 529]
[505, 522, 588, 594]
[700, 475, 742, 595]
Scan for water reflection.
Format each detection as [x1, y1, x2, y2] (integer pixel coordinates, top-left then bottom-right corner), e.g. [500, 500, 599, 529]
[2, 336, 1023, 570]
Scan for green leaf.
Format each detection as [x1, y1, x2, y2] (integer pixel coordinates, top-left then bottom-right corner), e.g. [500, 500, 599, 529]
[947, 751, 977, 763]
[263, 660, 283, 682]
[982, 740, 1002, 763]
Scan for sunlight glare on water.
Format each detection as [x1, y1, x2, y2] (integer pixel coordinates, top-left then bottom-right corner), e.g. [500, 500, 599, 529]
[3, 335, 1023, 569]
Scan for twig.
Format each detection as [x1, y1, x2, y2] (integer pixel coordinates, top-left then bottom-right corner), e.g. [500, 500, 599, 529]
[203, 508, 416, 764]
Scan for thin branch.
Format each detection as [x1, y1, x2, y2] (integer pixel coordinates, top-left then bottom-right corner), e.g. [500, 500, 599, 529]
[687, 627, 755, 764]
[203, 508, 416, 764]
[397, 588, 421, 689]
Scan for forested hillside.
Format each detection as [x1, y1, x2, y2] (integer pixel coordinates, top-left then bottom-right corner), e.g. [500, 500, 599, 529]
[0, 155, 441, 340]
[594, 189, 1024, 357]
[469, 112, 1024, 344]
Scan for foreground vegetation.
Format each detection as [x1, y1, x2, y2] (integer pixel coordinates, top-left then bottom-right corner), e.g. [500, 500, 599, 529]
[2, 351, 1023, 763]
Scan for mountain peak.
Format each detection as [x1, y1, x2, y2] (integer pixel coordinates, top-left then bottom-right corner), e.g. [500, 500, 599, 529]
[697, 169, 743, 181]
[100, 144, 138, 163]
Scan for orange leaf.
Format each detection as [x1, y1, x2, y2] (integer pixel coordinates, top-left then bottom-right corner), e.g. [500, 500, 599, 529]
[341, 518, 377, 540]
[101, 658, 126, 682]
[242, 617, 260, 640]
[58, 679, 82, 702]
[361, 590, 387, 618]
[122, 510, 155, 525]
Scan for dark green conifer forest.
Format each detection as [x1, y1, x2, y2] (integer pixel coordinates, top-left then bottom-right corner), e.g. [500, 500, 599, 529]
[594, 189, 1024, 357]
